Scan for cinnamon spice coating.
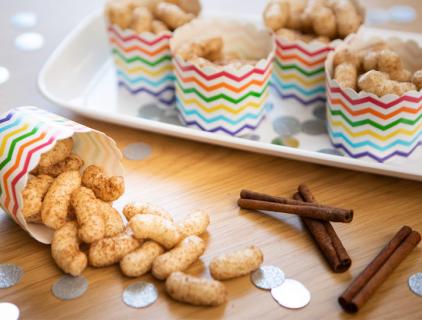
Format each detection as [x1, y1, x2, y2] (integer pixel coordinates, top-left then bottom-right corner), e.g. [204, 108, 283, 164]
[51, 221, 87, 276]
[22, 175, 54, 223]
[82, 165, 124, 202]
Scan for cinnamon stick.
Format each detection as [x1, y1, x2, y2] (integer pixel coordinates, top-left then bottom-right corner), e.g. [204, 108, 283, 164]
[237, 198, 353, 223]
[241, 189, 352, 213]
[294, 185, 351, 273]
[339, 226, 421, 313]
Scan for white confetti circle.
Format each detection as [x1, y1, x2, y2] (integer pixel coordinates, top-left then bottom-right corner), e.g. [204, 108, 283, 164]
[251, 265, 285, 290]
[0, 66, 10, 85]
[123, 143, 152, 161]
[271, 279, 311, 309]
[0, 303, 20, 320]
[123, 281, 158, 308]
[11, 12, 37, 28]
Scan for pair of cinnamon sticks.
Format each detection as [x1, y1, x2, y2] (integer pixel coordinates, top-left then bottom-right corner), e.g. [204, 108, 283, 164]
[238, 185, 421, 314]
[238, 185, 352, 273]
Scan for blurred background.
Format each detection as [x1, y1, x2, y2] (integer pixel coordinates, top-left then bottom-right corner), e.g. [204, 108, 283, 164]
[0, 0, 420, 112]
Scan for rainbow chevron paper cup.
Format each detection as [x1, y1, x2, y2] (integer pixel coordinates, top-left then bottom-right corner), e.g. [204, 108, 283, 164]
[326, 38, 422, 163]
[0, 107, 123, 244]
[107, 23, 175, 108]
[272, 37, 342, 106]
[170, 19, 274, 136]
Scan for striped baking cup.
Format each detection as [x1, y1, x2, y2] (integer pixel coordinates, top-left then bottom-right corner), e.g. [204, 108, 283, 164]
[170, 19, 275, 136]
[0, 107, 123, 244]
[107, 23, 176, 108]
[272, 37, 341, 106]
[326, 38, 422, 163]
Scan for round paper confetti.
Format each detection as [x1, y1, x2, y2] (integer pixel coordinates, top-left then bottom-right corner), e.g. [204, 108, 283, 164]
[273, 116, 301, 136]
[0, 303, 20, 320]
[312, 105, 326, 121]
[301, 120, 327, 135]
[138, 103, 162, 120]
[0, 264, 23, 288]
[239, 133, 261, 141]
[15, 32, 44, 51]
[52, 275, 88, 300]
[0, 67, 10, 85]
[11, 12, 37, 28]
[122, 281, 158, 308]
[271, 279, 311, 309]
[272, 136, 300, 148]
[251, 265, 285, 290]
[318, 148, 343, 156]
[123, 143, 152, 161]
[408, 273, 422, 297]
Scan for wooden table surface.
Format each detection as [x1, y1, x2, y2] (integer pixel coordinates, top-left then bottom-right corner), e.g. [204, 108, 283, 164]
[1, 1, 421, 319]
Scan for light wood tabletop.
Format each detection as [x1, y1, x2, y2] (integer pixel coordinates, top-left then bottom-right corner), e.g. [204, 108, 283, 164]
[0, 1, 421, 319]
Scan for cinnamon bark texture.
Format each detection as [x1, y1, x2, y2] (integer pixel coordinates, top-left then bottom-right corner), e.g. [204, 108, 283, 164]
[339, 226, 421, 313]
[237, 198, 353, 223]
[294, 184, 351, 273]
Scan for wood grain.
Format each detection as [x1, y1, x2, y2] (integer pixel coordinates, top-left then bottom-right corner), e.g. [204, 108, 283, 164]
[1, 1, 422, 320]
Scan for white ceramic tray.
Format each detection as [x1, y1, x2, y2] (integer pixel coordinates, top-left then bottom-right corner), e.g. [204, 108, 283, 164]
[38, 11, 422, 181]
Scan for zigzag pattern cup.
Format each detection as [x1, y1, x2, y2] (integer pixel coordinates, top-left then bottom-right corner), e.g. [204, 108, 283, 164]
[0, 107, 123, 244]
[326, 38, 422, 163]
[272, 37, 341, 106]
[170, 19, 274, 136]
[107, 24, 176, 108]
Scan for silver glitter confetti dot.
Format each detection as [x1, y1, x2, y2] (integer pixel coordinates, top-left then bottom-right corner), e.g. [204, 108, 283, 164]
[15, 32, 44, 51]
[138, 103, 162, 120]
[318, 148, 343, 156]
[11, 12, 37, 28]
[251, 265, 285, 290]
[301, 119, 327, 135]
[312, 105, 326, 121]
[123, 142, 152, 161]
[122, 281, 158, 308]
[273, 116, 301, 136]
[0, 264, 23, 288]
[239, 133, 261, 141]
[0, 303, 20, 320]
[0, 67, 10, 85]
[272, 135, 300, 148]
[271, 279, 311, 309]
[52, 275, 88, 300]
[408, 273, 422, 297]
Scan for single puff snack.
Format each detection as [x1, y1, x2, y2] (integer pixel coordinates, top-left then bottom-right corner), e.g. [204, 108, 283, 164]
[22, 175, 54, 223]
[38, 138, 73, 168]
[41, 170, 81, 230]
[89, 229, 141, 267]
[154, 2, 194, 30]
[334, 63, 358, 90]
[165, 272, 228, 306]
[71, 187, 105, 244]
[129, 214, 181, 249]
[120, 241, 165, 277]
[51, 221, 88, 276]
[412, 70, 422, 90]
[123, 202, 173, 221]
[32, 154, 84, 178]
[82, 165, 124, 202]
[99, 201, 125, 238]
[152, 235, 205, 280]
[130, 6, 153, 33]
[210, 246, 264, 280]
[177, 211, 210, 239]
[263, 0, 290, 31]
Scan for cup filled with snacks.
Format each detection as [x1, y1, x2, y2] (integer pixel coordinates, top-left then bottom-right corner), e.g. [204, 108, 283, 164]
[326, 37, 422, 162]
[170, 18, 275, 136]
[105, 0, 201, 108]
[0, 106, 124, 244]
[263, 0, 364, 106]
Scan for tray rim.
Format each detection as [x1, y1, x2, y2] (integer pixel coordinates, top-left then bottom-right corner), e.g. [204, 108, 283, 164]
[38, 10, 422, 182]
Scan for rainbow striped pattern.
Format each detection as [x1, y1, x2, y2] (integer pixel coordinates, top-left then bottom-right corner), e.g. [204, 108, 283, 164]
[174, 57, 274, 136]
[0, 107, 123, 244]
[273, 37, 336, 106]
[108, 24, 176, 107]
[327, 82, 422, 163]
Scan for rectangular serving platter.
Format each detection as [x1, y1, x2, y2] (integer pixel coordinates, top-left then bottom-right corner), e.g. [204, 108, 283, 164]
[38, 10, 422, 181]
